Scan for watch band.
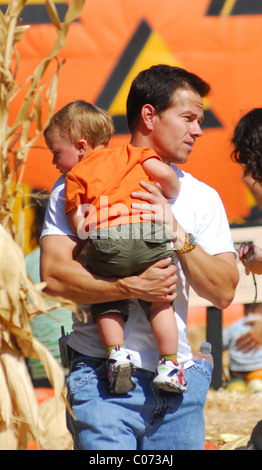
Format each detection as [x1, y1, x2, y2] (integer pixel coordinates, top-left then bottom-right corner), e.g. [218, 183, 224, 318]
[175, 232, 196, 254]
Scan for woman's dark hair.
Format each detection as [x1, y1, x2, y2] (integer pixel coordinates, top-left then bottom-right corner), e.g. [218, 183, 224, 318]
[232, 108, 262, 182]
[126, 64, 211, 132]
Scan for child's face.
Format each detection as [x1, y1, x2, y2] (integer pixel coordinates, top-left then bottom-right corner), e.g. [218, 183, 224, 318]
[45, 128, 81, 174]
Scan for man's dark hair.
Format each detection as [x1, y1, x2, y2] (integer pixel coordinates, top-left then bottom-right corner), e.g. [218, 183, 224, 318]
[232, 108, 262, 182]
[126, 64, 211, 132]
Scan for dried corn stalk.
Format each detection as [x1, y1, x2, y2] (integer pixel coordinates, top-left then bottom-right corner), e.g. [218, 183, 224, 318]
[0, 0, 84, 450]
[0, 210, 72, 449]
[0, 0, 85, 241]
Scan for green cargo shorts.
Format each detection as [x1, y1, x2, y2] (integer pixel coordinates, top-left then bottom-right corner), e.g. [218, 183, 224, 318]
[80, 223, 174, 322]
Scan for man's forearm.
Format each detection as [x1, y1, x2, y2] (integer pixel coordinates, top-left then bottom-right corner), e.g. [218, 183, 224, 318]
[40, 235, 126, 304]
[40, 235, 177, 305]
[178, 245, 239, 309]
[43, 259, 128, 304]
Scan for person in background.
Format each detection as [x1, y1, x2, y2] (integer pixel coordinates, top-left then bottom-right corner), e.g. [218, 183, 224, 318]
[231, 108, 262, 450]
[223, 302, 262, 392]
[242, 173, 262, 211]
[231, 108, 262, 351]
[26, 190, 72, 386]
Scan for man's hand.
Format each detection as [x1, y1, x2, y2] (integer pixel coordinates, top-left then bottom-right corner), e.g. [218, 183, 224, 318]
[131, 180, 178, 240]
[117, 257, 177, 303]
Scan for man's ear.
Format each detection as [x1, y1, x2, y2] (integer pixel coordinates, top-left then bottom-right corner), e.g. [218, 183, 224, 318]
[141, 104, 157, 130]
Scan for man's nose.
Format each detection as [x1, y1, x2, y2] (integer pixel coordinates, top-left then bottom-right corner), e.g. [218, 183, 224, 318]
[190, 121, 203, 137]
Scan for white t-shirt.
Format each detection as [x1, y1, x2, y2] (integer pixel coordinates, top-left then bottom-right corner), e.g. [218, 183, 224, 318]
[41, 167, 236, 372]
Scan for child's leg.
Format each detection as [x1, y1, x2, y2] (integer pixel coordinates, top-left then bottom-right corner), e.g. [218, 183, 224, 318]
[150, 303, 178, 358]
[97, 312, 125, 350]
[96, 313, 136, 395]
[150, 303, 187, 393]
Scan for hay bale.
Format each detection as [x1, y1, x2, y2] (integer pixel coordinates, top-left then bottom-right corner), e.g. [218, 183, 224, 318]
[204, 388, 262, 446]
[188, 324, 262, 448]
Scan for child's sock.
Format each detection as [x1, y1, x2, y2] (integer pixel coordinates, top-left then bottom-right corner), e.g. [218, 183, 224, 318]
[107, 344, 125, 357]
[160, 354, 178, 365]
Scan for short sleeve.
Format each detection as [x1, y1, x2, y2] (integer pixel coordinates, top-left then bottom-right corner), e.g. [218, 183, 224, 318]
[194, 189, 236, 256]
[140, 147, 162, 164]
[40, 176, 75, 238]
[171, 168, 236, 257]
[65, 172, 86, 214]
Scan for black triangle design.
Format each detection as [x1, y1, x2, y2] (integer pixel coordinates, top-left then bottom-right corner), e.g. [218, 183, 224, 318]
[0, 3, 72, 24]
[95, 19, 222, 134]
[206, 0, 262, 15]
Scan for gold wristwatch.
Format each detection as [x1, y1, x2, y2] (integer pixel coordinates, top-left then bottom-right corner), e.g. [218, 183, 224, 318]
[175, 232, 196, 254]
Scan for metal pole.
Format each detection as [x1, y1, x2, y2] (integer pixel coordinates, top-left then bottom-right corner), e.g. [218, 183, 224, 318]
[206, 306, 223, 390]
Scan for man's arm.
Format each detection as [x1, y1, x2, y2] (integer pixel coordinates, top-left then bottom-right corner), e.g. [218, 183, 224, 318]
[177, 247, 238, 309]
[131, 181, 239, 310]
[40, 234, 177, 304]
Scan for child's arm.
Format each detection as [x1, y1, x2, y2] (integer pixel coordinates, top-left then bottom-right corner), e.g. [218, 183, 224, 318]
[142, 158, 180, 199]
[65, 172, 88, 239]
[67, 205, 96, 241]
[67, 207, 81, 235]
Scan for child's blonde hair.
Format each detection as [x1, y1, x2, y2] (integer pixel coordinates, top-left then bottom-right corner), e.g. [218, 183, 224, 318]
[44, 100, 114, 147]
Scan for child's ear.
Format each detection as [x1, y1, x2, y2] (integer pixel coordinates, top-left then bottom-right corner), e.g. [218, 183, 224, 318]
[76, 139, 88, 156]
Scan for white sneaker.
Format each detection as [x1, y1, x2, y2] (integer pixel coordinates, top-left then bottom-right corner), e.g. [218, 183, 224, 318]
[153, 359, 187, 393]
[107, 348, 136, 394]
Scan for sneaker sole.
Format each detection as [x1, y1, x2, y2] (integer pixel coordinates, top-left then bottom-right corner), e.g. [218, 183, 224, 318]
[110, 363, 136, 395]
[153, 380, 187, 393]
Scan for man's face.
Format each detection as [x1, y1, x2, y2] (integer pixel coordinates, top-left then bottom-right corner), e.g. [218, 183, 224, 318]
[45, 129, 80, 174]
[151, 88, 204, 164]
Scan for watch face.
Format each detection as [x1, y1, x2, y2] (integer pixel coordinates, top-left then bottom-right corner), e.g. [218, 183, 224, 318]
[175, 233, 196, 254]
[189, 234, 196, 245]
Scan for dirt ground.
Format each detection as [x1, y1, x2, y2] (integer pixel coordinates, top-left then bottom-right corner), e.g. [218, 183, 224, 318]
[28, 324, 262, 450]
[188, 324, 262, 449]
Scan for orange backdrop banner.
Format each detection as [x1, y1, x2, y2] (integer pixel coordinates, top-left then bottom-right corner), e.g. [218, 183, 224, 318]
[3, 0, 262, 222]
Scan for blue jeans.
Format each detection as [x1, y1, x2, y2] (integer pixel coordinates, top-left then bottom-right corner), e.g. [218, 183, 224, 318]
[66, 355, 211, 450]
